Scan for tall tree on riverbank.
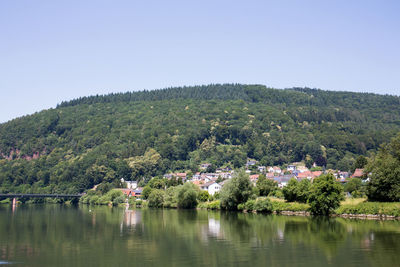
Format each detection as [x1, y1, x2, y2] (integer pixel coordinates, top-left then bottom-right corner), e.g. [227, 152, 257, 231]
[220, 170, 253, 210]
[366, 133, 400, 202]
[308, 174, 344, 215]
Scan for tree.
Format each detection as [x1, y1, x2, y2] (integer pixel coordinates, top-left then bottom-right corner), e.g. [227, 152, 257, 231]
[282, 178, 310, 203]
[198, 190, 210, 202]
[344, 178, 364, 197]
[308, 174, 343, 215]
[282, 178, 299, 202]
[256, 174, 278, 196]
[177, 182, 198, 209]
[220, 170, 253, 210]
[148, 189, 165, 208]
[142, 186, 152, 199]
[352, 155, 368, 173]
[366, 134, 400, 202]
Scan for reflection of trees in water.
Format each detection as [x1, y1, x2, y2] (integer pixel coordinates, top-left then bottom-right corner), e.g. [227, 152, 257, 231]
[2, 206, 400, 266]
[284, 217, 347, 259]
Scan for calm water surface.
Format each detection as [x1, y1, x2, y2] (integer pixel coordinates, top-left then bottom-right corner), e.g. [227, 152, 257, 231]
[0, 205, 399, 266]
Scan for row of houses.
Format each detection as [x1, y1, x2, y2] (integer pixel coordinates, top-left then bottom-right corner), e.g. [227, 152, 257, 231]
[117, 161, 365, 198]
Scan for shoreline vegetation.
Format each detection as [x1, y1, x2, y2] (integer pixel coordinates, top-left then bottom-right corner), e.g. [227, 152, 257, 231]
[3, 197, 400, 220]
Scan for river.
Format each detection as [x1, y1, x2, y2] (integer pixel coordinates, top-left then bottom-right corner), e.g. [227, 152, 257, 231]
[0, 205, 399, 266]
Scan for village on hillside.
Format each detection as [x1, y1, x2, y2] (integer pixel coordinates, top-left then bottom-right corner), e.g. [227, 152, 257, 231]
[118, 159, 365, 198]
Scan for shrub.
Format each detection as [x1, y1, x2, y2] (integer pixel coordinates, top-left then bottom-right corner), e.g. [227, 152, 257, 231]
[89, 195, 100, 205]
[220, 170, 253, 210]
[271, 201, 310, 213]
[308, 174, 343, 215]
[256, 175, 278, 196]
[254, 197, 273, 213]
[177, 182, 199, 209]
[198, 200, 221, 210]
[282, 178, 310, 203]
[148, 189, 165, 208]
[198, 190, 210, 202]
[142, 186, 153, 200]
[163, 187, 178, 208]
[335, 202, 400, 216]
[112, 195, 126, 206]
[244, 199, 256, 211]
[135, 199, 143, 208]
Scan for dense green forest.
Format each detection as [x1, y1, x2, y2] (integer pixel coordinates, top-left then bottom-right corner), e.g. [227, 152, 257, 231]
[0, 84, 399, 194]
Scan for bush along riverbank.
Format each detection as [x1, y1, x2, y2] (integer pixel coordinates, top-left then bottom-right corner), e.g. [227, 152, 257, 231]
[78, 170, 400, 220]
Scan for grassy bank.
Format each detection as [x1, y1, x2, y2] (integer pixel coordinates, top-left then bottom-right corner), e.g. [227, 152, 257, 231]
[197, 197, 400, 218]
[335, 201, 400, 217]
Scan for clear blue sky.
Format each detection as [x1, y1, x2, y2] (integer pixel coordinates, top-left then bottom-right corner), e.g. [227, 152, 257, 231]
[1, 0, 399, 123]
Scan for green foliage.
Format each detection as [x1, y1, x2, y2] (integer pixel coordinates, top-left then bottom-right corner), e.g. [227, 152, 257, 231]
[238, 197, 273, 213]
[142, 186, 152, 200]
[197, 190, 210, 202]
[148, 189, 165, 208]
[344, 178, 365, 197]
[308, 174, 344, 215]
[270, 201, 310, 213]
[335, 202, 400, 217]
[147, 177, 166, 189]
[163, 186, 179, 208]
[177, 182, 198, 209]
[352, 155, 368, 173]
[256, 174, 278, 196]
[1, 84, 399, 194]
[198, 200, 221, 210]
[282, 178, 311, 203]
[112, 195, 126, 206]
[254, 197, 273, 213]
[82, 189, 124, 205]
[366, 133, 400, 202]
[220, 170, 253, 210]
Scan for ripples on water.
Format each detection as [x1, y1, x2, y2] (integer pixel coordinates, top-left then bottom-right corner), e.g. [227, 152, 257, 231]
[0, 205, 400, 266]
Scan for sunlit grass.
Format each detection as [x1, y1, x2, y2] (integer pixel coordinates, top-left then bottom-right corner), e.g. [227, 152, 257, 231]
[268, 197, 285, 202]
[341, 198, 367, 205]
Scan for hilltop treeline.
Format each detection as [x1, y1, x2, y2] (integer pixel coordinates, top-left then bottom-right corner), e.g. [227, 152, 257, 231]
[0, 84, 399, 194]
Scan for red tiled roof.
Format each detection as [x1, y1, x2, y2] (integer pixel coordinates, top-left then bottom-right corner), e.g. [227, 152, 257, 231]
[351, 169, 364, 178]
[250, 174, 259, 180]
[312, 171, 323, 177]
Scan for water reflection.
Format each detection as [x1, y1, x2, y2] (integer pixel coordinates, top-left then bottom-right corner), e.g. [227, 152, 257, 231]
[1, 205, 400, 266]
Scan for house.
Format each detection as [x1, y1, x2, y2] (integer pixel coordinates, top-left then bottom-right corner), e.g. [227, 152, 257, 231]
[119, 188, 134, 197]
[246, 159, 257, 167]
[200, 163, 212, 170]
[297, 171, 313, 180]
[120, 178, 138, 189]
[266, 172, 274, 178]
[175, 173, 187, 180]
[163, 174, 174, 179]
[133, 188, 143, 197]
[250, 174, 259, 185]
[257, 166, 266, 173]
[273, 175, 296, 188]
[287, 165, 296, 172]
[125, 181, 138, 189]
[311, 171, 323, 178]
[351, 169, 364, 178]
[296, 165, 309, 173]
[267, 166, 274, 173]
[200, 182, 222, 195]
[273, 166, 282, 174]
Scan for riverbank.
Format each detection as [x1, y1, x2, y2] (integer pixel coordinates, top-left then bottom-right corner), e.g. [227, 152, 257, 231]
[197, 197, 400, 220]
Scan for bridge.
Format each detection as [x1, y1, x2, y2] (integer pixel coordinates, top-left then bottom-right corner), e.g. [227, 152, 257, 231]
[0, 193, 84, 198]
[0, 194, 84, 206]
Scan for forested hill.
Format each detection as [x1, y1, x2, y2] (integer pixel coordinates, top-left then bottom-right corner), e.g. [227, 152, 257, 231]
[0, 84, 399, 194]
